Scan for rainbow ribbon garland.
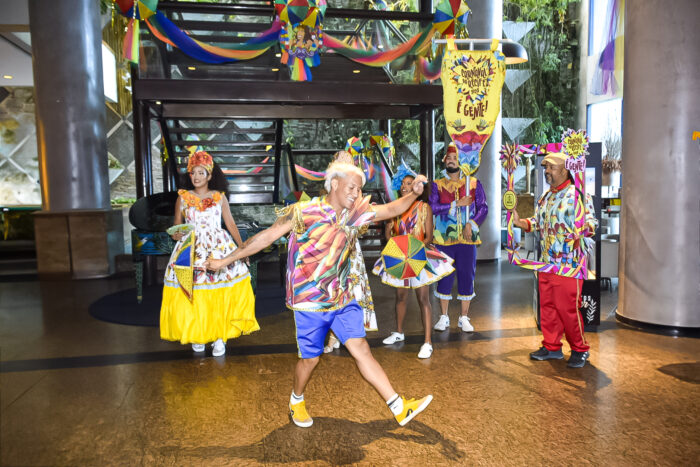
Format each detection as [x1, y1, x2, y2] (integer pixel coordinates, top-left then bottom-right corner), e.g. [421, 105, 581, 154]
[503, 130, 590, 280]
[115, 0, 470, 81]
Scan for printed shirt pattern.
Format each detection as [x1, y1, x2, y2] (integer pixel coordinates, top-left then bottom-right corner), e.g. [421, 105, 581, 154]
[525, 180, 598, 270]
[429, 177, 488, 245]
[285, 195, 376, 312]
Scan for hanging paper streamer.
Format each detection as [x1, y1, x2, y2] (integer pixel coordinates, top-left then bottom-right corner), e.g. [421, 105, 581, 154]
[504, 130, 591, 280]
[115, 0, 471, 81]
[378, 160, 396, 201]
[295, 164, 326, 181]
[442, 38, 506, 175]
[222, 157, 271, 175]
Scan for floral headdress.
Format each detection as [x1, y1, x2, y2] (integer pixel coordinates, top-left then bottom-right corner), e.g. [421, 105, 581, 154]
[187, 150, 214, 173]
[390, 158, 417, 191]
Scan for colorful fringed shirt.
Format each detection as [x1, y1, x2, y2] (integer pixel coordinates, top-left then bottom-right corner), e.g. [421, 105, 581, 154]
[429, 177, 488, 245]
[282, 195, 376, 312]
[523, 180, 598, 270]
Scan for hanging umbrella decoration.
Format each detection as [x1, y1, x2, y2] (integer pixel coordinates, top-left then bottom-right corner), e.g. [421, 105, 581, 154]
[276, 0, 327, 81]
[370, 134, 395, 167]
[380, 234, 428, 279]
[432, 0, 471, 36]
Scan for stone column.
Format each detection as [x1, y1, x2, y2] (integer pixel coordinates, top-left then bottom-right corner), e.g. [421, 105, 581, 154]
[29, 0, 122, 278]
[467, 0, 503, 261]
[617, 0, 700, 328]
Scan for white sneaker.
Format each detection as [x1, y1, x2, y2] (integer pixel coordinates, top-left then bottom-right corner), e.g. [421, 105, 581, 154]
[458, 315, 474, 332]
[323, 338, 340, 353]
[382, 332, 405, 345]
[192, 343, 205, 352]
[212, 339, 226, 357]
[433, 315, 450, 331]
[417, 343, 433, 359]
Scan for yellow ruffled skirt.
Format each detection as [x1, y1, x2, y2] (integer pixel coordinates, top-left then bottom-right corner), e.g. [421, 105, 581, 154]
[160, 275, 259, 344]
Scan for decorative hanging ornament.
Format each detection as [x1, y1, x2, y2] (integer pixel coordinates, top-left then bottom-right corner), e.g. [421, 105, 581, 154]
[432, 0, 471, 36]
[345, 136, 364, 156]
[115, 0, 159, 63]
[370, 134, 395, 166]
[442, 38, 506, 175]
[276, 0, 326, 81]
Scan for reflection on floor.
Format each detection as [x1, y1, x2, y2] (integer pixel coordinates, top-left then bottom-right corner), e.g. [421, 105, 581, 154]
[1, 260, 698, 465]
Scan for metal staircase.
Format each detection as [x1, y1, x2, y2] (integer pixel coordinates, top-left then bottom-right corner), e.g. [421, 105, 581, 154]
[165, 118, 283, 204]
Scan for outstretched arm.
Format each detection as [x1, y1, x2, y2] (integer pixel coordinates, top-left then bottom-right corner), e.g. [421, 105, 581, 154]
[205, 212, 293, 270]
[373, 175, 428, 222]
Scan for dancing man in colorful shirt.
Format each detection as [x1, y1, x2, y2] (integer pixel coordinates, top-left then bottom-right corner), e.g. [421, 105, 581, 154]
[429, 143, 488, 333]
[205, 160, 433, 428]
[511, 152, 598, 368]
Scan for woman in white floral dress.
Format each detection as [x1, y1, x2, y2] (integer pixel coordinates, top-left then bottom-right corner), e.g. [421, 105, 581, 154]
[160, 151, 259, 356]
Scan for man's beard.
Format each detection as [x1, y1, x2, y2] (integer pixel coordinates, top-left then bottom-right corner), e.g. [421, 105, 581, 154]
[545, 173, 552, 184]
[446, 166, 460, 173]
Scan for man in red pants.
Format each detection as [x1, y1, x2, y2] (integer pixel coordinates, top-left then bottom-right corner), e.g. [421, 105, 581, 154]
[511, 152, 598, 368]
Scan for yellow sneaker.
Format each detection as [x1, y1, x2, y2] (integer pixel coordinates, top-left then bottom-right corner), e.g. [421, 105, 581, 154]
[394, 395, 433, 426]
[289, 400, 313, 428]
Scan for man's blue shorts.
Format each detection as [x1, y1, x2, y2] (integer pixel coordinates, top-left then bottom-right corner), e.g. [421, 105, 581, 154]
[293, 300, 366, 358]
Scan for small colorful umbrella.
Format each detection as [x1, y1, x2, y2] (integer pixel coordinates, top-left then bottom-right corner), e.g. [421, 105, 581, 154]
[381, 234, 428, 279]
[433, 0, 471, 36]
[345, 136, 364, 156]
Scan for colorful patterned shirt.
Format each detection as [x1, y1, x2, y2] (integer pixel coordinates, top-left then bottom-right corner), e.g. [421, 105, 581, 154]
[524, 180, 598, 270]
[283, 195, 376, 312]
[429, 177, 488, 245]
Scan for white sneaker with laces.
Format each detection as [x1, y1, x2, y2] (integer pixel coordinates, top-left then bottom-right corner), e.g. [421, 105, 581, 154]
[212, 339, 226, 357]
[417, 343, 433, 359]
[433, 315, 450, 331]
[458, 315, 474, 332]
[192, 343, 205, 352]
[382, 332, 405, 345]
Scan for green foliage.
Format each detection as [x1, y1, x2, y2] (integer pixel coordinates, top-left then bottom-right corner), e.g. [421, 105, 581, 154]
[502, 0, 580, 144]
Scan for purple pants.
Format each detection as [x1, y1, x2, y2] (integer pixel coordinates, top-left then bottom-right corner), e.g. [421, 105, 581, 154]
[435, 244, 477, 301]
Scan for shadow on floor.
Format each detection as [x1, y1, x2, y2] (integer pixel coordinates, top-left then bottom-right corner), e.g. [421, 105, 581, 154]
[462, 348, 612, 401]
[162, 418, 464, 465]
[657, 362, 700, 384]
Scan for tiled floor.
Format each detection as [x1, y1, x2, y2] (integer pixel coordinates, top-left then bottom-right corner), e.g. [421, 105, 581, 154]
[1, 261, 698, 466]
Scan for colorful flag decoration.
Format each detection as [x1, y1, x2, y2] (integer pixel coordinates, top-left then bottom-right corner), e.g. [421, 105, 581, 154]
[442, 38, 506, 175]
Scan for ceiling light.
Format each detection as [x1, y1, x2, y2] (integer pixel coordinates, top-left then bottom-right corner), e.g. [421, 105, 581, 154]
[3, 75, 13, 79]
[155, 101, 161, 105]
[353, 69, 361, 74]
[271, 68, 280, 72]
[187, 66, 196, 70]
[275, 53, 281, 58]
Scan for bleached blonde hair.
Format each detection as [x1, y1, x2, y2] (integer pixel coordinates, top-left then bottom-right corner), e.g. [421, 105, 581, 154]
[324, 161, 366, 193]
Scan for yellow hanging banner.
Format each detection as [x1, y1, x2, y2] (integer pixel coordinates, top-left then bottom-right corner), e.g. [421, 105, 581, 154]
[442, 39, 506, 175]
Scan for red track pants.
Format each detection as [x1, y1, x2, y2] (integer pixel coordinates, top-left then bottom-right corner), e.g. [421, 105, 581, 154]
[538, 272, 589, 353]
